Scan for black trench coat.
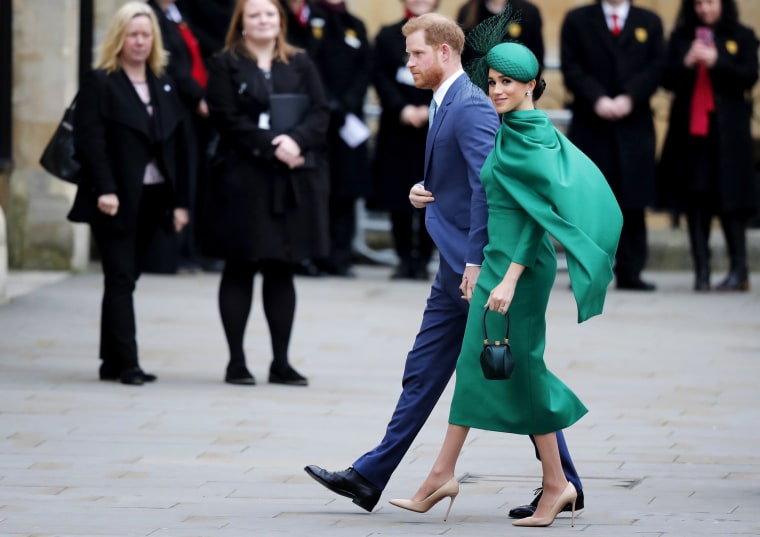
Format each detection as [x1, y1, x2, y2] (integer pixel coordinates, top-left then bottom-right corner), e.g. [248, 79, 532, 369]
[203, 49, 330, 262]
[657, 23, 759, 214]
[68, 68, 189, 231]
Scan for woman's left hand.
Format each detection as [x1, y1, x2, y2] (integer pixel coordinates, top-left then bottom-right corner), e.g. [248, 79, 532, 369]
[487, 280, 515, 315]
[173, 208, 189, 233]
[487, 262, 524, 315]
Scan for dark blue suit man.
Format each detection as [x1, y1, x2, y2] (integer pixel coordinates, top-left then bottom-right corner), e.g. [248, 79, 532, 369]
[306, 12, 583, 518]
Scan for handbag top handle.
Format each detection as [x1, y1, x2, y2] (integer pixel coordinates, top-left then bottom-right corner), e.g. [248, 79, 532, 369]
[482, 305, 510, 346]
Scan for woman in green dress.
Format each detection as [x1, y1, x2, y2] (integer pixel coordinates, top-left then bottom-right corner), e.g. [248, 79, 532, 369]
[388, 42, 622, 527]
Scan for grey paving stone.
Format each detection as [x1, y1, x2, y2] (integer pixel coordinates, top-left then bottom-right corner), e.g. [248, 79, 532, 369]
[0, 267, 758, 536]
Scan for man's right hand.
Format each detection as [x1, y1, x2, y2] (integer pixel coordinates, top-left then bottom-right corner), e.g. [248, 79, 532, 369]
[409, 183, 434, 208]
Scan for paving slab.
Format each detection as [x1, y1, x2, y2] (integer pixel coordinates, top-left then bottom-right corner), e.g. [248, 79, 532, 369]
[0, 266, 758, 537]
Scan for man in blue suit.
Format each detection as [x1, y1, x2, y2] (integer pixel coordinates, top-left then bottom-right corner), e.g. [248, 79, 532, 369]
[305, 12, 584, 518]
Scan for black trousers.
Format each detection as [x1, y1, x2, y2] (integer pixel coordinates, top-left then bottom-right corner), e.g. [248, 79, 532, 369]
[92, 184, 171, 374]
[390, 208, 433, 267]
[321, 195, 356, 273]
[614, 207, 648, 282]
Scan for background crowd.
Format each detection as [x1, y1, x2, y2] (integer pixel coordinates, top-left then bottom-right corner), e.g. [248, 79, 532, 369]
[67, 0, 758, 386]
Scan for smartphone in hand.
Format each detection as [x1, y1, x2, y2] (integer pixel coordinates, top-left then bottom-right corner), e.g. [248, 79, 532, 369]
[696, 26, 714, 44]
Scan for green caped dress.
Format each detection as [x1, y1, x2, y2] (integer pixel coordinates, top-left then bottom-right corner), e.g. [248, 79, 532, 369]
[449, 109, 623, 435]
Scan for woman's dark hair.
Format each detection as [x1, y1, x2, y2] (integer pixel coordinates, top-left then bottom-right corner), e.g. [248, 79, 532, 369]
[533, 78, 546, 102]
[675, 0, 739, 34]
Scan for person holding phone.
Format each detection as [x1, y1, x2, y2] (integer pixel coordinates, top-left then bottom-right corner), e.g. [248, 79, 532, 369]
[658, 0, 758, 291]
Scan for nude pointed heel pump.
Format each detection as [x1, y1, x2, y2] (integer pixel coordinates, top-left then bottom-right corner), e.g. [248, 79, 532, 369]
[388, 477, 459, 521]
[512, 482, 577, 528]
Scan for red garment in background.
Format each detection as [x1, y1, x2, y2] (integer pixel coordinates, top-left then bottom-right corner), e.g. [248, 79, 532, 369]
[689, 63, 715, 137]
[176, 21, 207, 89]
[295, 3, 310, 26]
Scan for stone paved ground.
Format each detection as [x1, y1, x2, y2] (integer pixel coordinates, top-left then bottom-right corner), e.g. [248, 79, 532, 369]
[0, 266, 758, 537]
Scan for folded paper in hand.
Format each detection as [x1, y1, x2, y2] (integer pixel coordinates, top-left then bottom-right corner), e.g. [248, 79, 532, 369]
[339, 113, 371, 148]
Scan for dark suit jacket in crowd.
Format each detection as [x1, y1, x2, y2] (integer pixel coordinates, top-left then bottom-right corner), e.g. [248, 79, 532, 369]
[369, 17, 431, 211]
[457, 0, 545, 69]
[68, 68, 190, 231]
[560, 3, 665, 209]
[148, 0, 205, 110]
[307, 5, 372, 198]
[175, 0, 235, 60]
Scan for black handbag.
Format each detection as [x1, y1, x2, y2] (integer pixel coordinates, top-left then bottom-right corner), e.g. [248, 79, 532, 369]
[39, 95, 81, 184]
[479, 305, 515, 380]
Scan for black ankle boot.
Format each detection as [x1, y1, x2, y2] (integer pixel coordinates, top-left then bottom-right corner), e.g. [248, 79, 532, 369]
[715, 271, 749, 291]
[694, 266, 710, 292]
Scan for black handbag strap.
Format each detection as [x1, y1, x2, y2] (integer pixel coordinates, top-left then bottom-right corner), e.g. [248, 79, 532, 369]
[481, 305, 510, 345]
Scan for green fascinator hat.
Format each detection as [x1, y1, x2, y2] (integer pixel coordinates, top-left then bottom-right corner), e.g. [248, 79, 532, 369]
[486, 42, 539, 83]
[463, 6, 535, 93]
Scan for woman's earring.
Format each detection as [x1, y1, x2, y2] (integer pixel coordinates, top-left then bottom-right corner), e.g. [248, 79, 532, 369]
[525, 90, 533, 96]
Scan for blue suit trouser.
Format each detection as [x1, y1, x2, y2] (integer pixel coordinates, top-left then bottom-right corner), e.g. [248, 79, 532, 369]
[351, 259, 582, 493]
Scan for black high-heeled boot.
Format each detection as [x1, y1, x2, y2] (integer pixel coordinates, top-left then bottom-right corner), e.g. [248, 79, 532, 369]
[716, 213, 750, 291]
[687, 208, 711, 292]
[716, 270, 750, 291]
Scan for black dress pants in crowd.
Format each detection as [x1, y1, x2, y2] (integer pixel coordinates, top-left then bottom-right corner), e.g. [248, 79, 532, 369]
[92, 184, 171, 375]
[613, 207, 648, 283]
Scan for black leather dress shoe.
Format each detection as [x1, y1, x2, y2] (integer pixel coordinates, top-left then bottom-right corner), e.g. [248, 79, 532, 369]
[304, 465, 381, 512]
[616, 277, 656, 291]
[119, 367, 154, 386]
[508, 487, 584, 519]
[100, 366, 156, 384]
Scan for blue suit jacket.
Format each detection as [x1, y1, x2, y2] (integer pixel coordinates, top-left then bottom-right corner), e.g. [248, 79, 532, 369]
[423, 73, 499, 273]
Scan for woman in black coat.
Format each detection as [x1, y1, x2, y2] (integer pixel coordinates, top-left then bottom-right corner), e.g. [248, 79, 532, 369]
[658, 0, 758, 291]
[69, 2, 190, 385]
[204, 0, 330, 386]
[369, 0, 437, 280]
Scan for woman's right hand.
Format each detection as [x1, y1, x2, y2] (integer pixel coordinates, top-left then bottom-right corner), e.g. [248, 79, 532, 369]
[272, 134, 305, 169]
[685, 40, 717, 68]
[97, 193, 119, 216]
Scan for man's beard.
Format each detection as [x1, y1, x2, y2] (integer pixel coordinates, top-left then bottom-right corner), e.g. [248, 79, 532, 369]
[414, 61, 445, 91]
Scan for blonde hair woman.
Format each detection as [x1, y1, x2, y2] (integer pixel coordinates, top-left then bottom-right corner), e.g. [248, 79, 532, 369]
[97, 1, 168, 76]
[68, 1, 190, 385]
